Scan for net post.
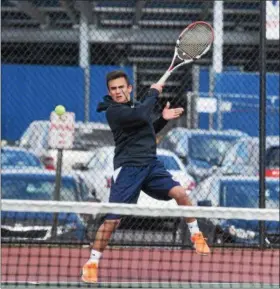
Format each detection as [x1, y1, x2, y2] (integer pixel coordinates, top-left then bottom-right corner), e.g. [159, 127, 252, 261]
[259, 0, 267, 249]
[51, 148, 63, 239]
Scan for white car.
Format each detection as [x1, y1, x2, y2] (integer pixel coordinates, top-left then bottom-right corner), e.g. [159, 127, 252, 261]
[19, 120, 114, 172]
[73, 146, 196, 207]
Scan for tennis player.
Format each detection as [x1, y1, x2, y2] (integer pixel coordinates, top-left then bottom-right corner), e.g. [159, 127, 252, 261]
[82, 70, 210, 283]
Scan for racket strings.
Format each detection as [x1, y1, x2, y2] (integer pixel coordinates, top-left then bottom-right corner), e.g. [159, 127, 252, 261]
[178, 25, 213, 59]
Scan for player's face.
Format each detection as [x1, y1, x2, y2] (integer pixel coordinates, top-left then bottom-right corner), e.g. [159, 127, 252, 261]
[108, 77, 132, 103]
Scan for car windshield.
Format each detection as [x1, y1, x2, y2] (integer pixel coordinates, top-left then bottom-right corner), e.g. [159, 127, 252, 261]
[72, 128, 114, 151]
[1, 150, 42, 168]
[158, 155, 180, 171]
[1, 177, 77, 201]
[189, 135, 237, 165]
[87, 150, 114, 170]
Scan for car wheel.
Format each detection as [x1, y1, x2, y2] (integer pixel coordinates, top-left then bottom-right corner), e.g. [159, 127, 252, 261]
[213, 228, 234, 245]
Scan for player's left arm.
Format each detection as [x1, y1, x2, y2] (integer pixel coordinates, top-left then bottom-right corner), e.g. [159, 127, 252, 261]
[153, 116, 168, 134]
[153, 102, 184, 133]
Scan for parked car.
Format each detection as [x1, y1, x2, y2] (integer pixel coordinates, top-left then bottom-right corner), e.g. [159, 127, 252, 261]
[214, 177, 279, 245]
[185, 176, 279, 246]
[189, 136, 280, 206]
[265, 145, 280, 178]
[213, 136, 280, 178]
[1, 169, 101, 243]
[73, 146, 196, 206]
[158, 128, 247, 182]
[1, 146, 43, 169]
[19, 120, 114, 172]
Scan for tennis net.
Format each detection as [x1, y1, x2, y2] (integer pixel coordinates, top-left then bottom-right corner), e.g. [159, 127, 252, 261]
[1, 200, 279, 288]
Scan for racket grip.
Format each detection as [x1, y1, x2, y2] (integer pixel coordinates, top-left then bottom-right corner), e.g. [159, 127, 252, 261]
[157, 71, 172, 85]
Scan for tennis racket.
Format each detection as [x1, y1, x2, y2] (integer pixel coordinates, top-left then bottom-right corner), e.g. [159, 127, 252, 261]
[157, 21, 214, 85]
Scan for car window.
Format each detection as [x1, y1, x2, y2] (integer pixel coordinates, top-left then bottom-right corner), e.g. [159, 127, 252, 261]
[158, 155, 180, 171]
[235, 142, 250, 164]
[20, 123, 48, 150]
[87, 150, 114, 170]
[159, 131, 188, 157]
[72, 128, 114, 151]
[1, 178, 77, 201]
[189, 135, 236, 165]
[21, 123, 114, 152]
[60, 183, 77, 201]
[78, 178, 90, 201]
[1, 150, 42, 168]
[19, 127, 34, 149]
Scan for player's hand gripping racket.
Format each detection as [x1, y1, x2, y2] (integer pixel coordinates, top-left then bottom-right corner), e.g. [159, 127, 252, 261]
[157, 21, 214, 85]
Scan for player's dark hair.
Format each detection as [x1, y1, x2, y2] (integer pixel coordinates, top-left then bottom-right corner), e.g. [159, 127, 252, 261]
[106, 70, 130, 88]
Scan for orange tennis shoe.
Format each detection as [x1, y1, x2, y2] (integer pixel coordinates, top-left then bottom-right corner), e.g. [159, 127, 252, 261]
[191, 232, 211, 255]
[81, 260, 98, 283]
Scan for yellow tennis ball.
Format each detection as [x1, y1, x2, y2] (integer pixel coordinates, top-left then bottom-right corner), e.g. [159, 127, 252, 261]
[54, 105, 66, 116]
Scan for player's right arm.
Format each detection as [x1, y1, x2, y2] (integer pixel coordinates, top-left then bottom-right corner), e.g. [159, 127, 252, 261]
[107, 86, 162, 128]
[138, 83, 163, 103]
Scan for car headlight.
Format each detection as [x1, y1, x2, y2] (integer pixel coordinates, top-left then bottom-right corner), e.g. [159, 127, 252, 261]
[229, 225, 256, 240]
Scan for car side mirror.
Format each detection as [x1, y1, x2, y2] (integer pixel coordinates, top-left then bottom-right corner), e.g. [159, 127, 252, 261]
[91, 189, 101, 201]
[179, 155, 188, 165]
[72, 163, 88, 171]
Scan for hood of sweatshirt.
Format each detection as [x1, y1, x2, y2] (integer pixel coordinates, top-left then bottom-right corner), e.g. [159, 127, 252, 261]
[96, 95, 114, 112]
[96, 95, 134, 112]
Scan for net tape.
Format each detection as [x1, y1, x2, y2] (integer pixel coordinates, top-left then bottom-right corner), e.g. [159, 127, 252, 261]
[2, 200, 279, 221]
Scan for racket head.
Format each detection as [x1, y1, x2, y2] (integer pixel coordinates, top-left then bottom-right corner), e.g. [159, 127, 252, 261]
[176, 21, 214, 61]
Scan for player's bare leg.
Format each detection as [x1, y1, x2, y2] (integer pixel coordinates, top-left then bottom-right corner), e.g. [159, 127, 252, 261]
[168, 186, 210, 255]
[82, 219, 120, 283]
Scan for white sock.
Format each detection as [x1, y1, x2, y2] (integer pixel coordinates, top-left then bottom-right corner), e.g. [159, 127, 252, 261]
[187, 220, 200, 236]
[89, 249, 102, 262]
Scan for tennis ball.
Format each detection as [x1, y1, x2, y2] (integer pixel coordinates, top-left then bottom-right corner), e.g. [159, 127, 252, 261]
[54, 105, 66, 116]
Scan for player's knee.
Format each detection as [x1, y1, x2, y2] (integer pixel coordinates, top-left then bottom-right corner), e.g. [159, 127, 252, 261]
[104, 219, 121, 231]
[168, 186, 186, 200]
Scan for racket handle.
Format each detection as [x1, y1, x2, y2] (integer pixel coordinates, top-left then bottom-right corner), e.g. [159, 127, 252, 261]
[157, 71, 172, 85]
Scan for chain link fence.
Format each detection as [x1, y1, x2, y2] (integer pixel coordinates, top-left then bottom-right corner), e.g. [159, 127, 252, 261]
[1, 0, 279, 246]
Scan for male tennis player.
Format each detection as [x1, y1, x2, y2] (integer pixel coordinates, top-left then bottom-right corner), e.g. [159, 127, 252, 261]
[82, 70, 210, 283]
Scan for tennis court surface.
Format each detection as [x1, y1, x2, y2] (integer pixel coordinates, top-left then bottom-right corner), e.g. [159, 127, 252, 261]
[1, 200, 279, 288]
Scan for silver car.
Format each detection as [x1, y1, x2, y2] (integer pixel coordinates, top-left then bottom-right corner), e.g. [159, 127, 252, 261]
[189, 136, 280, 206]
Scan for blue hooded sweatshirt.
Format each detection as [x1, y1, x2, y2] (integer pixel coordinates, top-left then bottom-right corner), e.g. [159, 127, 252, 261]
[97, 88, 168, 169]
